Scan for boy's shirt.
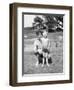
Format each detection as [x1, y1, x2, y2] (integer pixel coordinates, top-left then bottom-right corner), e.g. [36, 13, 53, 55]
[41, 37, 50, 50]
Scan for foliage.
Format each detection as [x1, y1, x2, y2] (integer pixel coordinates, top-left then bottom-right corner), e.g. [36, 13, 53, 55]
[33, 15, 63, 32]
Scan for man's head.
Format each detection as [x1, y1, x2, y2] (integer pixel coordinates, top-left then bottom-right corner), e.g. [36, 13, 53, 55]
[36, 31, 42, 39]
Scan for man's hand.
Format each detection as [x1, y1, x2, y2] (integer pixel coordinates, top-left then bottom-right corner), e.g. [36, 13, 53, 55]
[38, 49, 42, 54]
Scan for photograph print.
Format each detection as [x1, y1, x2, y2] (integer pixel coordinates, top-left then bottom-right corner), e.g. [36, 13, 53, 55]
[22, 13, 64, 75]
[10, 3, 72, 86]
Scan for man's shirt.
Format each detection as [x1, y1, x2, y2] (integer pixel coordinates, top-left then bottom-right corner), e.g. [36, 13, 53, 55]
[34, 38, 42, 53]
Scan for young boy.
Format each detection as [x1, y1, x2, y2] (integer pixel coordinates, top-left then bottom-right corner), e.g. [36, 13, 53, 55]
[41, 30, 52, 66]
[33, 31, 43, 67]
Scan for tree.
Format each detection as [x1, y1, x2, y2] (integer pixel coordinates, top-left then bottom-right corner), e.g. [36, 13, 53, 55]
[32, 15, 63, 32]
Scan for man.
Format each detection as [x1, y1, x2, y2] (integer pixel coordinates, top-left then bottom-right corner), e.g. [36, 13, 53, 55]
[33, 31, 43, 67]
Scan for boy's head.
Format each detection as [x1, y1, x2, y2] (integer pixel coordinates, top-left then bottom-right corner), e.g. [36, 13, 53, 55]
[36, 31, 42, 38]
[42, 30, 48, 38]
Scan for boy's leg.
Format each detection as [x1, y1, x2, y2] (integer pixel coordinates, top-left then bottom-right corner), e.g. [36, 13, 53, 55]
[42, 52, 46, 65]
[41, 57, 44, 67]
[46, 53, 50, 66]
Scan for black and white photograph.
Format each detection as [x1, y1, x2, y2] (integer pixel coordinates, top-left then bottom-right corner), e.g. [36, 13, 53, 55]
[22, 13, 64, 75]
[10, 3, 72, 86]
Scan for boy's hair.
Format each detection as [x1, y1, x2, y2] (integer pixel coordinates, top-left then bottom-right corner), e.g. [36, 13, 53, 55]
[36, 30, 43, 36]
[42, 30, 48, 37]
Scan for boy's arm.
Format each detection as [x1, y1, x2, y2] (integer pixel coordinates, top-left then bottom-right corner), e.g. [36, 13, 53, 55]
[47, 39, 51, 50]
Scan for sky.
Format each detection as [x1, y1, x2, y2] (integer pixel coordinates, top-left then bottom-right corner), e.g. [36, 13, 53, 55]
[24, 15, 44, 27]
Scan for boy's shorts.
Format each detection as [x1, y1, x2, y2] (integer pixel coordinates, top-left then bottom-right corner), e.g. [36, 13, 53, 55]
[42, 48, 50, 54]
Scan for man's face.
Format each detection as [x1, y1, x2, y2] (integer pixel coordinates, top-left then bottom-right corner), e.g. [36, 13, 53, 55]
[38, 33, 42, 39]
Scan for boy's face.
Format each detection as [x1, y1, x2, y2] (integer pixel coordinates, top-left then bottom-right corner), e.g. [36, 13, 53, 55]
[43, 35, 47, 38]
[43, 32, 48, 38]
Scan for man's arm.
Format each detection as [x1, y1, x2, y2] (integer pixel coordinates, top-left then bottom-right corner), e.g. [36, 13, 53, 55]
[34, 40, 42, 54]
[33, 41, 38, 53]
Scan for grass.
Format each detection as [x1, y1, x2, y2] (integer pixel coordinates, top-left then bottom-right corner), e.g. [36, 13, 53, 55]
[23, 31, 63, 75]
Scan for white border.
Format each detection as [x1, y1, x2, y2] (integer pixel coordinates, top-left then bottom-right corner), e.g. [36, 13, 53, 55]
[17, 7, 70, 82]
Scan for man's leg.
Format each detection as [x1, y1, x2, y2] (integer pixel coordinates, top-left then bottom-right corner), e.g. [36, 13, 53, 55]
[34, 52, 39, 66]
[38, 54, 43, 64]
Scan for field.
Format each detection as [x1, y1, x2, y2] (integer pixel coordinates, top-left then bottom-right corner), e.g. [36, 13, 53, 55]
[23, 30, 63, 75]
